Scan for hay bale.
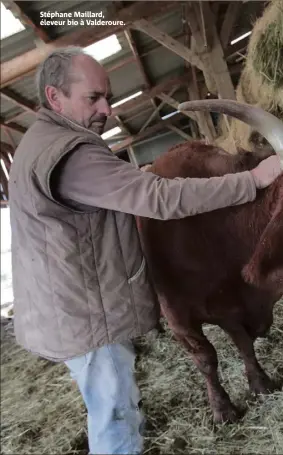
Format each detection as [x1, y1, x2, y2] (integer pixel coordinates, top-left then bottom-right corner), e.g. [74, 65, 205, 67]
[249, 0, 283, 100]
[239, 0, 283, 113]
[218, 0, 283, 153]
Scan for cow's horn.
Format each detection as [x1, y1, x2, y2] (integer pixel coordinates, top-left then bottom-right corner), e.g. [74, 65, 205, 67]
[178, 99, 283, 166]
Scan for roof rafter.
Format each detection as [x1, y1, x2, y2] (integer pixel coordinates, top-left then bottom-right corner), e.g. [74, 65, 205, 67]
[139, 86, 179, 133]
[0, 166, 9, 201]
[167, 124, 192, 141]
[220, 2, 242, 49]
[111, 73, 190, 117]
[131, 18, 204, 71]
[114, 115, 131, 135]
[1, 88, 37, 114]
[2, 126, 17, 149]
[124, 27, 160, 122]
[124, 28, 151, 88]
[110, 59, 242, 120]
[156, 93, 197, 122]
[110, 111, 184, 153]
[0, 120, 27, 134]
[0, 1, 178, 88]
[128, 145, 139, 168]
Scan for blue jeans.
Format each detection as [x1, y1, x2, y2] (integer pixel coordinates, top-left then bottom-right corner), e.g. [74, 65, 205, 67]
[64, 341, 144, 454]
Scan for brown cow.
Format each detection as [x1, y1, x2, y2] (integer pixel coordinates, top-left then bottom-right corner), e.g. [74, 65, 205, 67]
[138, 100, 283, 423]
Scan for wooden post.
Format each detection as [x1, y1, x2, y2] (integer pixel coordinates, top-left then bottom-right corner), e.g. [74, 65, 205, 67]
[186, 2, 236, 100]
[188, 67, 216, 143]
[167, 124, 192, 141]
[128, 146, 139, 168]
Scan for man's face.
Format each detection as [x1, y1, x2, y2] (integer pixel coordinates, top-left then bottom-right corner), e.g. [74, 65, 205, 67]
[49, 55, 112, 134]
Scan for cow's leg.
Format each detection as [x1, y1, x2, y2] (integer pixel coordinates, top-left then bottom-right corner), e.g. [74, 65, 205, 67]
[223, 325, 277, 395]
[175, 328, 239, 423]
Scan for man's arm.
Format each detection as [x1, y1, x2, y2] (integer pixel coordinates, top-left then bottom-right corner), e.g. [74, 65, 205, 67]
[55, 143, 259, 220]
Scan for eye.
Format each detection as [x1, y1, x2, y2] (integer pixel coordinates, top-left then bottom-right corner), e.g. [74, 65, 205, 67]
[88, 95, 98, 103]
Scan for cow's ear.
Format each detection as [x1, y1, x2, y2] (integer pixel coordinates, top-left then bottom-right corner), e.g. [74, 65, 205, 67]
[242, 206, 283, 293]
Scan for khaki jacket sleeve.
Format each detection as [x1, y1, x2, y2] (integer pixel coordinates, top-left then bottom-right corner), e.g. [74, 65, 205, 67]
[56, 143, 257, 219]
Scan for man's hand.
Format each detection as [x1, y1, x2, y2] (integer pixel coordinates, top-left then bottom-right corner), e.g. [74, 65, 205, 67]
[250, 155, 283, 189]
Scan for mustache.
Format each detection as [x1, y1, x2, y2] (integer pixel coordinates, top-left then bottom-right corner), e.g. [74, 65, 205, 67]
[91, 115, 107, 123]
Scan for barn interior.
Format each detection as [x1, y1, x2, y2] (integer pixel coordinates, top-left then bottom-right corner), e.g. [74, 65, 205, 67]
[1, 1, 283, 454]
[0, 0, 274, 204]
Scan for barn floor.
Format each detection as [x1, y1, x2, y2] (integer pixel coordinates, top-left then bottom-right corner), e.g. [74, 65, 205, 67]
[1, 298, 283, 455]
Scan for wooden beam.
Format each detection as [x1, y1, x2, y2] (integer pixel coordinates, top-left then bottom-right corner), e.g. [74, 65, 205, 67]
[108, 28, 243, 77]
[185, 4, 217, 94]
[111, 73, 190, 117]
[1, 31, 186, 88]
[167, 124, 192, 141]
[188, 66, 216, 142]
[211, 1, 221, 19]
[197, 0, 215, 50]
[0, 2, 177, 88]
[220, 2, 242, 49]
[124, 27, 160, 115]
[1, 88, 36, 113]
[124, 106, 153, 124]
[3, 110, 29, 125]
[128, 146, 139, 168]
[2, 0, 50, 43]
[2, 126, 17, 149]
[124, 28, 161, 118]
[115, 116, 131, 135]
[0, 120, 26, 134]
[111, 61, 242, 120]
[132, 19, 204, 71]
[225, 37, 250, 62]
[124, 28, 151, 88]
[139, 86, 179, 133]
[0, 165, 9, 200]
[0, 150, 11, 173]
[187, 2, 235, 100]
[1, 140, 14, 155]
[0, 25, 241, 90]
[110, 112, 183, 153]
[156, 93, 197, 122]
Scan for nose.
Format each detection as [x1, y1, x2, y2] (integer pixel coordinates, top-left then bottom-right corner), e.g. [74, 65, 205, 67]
[97, 97, 112, 116]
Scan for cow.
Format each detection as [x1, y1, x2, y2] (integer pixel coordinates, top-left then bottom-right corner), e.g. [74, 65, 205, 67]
[138, 100, 283, 424]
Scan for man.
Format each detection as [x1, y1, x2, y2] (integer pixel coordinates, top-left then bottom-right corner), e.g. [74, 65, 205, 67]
[8, 47, 282, 455]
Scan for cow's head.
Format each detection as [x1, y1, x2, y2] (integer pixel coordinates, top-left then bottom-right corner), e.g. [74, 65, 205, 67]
[178, 100, 283, 295]
[178, 99, 283, 169]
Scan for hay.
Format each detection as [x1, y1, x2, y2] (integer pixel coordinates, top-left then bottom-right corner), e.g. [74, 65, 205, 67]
[252, 21, 283, 89]
[1, 298, 283, 454]
[246, 0, 283, 109]
[218, 0, 283, 153]
[1, 320, 87, 455]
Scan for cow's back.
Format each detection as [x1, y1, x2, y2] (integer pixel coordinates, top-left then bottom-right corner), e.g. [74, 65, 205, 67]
[138, 142, 278, 326]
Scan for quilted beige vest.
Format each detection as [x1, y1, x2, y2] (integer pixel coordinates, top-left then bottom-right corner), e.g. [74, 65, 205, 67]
[9, 108, 159, 361]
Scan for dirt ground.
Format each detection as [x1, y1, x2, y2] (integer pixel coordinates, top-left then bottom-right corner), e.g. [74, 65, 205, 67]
[1, 298, 283, 454]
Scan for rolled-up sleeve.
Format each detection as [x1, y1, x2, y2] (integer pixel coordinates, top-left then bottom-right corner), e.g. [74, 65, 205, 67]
[55, 143, 257, 220]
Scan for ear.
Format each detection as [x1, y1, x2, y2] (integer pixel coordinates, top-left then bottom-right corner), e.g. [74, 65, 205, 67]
[242, 202, 283, 294]
[45, 85, 62, 112]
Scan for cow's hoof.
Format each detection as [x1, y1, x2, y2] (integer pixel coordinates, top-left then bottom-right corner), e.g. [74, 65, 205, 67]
[212, 402, 241, 424]
[249, 373, 278, 395]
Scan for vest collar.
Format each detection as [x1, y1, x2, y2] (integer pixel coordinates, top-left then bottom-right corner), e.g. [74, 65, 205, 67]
[36, 107, 106, 145]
